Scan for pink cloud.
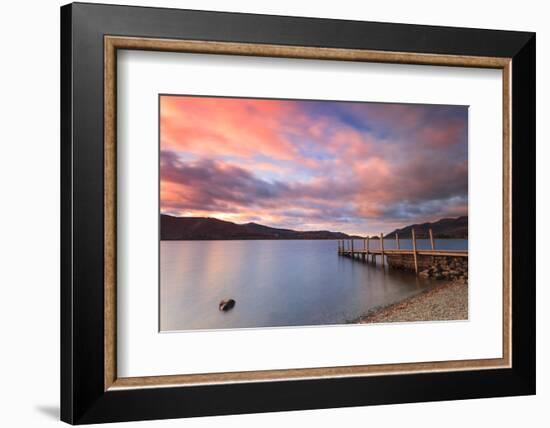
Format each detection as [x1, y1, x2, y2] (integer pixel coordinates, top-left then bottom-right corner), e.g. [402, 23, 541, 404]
[418, 118, 467, 148]
[161, 96, 299, 161]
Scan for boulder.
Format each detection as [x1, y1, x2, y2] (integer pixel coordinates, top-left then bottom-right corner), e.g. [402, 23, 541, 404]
[219, 299, 236, 311]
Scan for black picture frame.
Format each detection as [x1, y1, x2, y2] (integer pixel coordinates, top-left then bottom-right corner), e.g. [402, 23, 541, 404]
[61, 2, 535, 424]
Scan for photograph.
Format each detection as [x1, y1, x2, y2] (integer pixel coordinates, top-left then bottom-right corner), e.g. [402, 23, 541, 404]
[159, 95, 469, 331]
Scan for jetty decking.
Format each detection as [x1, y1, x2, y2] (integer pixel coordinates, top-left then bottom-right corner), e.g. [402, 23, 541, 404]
[337, 229, 467, 275]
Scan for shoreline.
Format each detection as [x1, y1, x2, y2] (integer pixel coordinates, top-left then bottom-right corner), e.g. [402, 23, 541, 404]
[355, 280, 468, 324]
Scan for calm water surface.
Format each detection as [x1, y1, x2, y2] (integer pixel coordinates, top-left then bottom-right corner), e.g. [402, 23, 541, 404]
[160, 239, 467, 331]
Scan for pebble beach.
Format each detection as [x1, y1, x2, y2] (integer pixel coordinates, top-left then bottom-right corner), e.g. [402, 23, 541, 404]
[357, 280, 468, 323]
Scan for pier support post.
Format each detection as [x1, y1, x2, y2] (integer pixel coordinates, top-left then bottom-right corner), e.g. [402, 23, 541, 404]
[380, 233, 385, 268]
[429, 228, 435, 264]
[396, 233, 400, 250]
[412, 228, 419, 274]
[351, 239, 354, 257]
[429, 228, 435, 250]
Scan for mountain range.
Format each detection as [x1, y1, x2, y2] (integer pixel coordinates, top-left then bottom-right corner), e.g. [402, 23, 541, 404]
[160, 214, 468, 241]
[160, 214, 362, 240]
[384, 216, 468, 239]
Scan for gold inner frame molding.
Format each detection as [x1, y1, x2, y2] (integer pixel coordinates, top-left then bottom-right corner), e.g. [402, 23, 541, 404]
[104, 35, 512, 391]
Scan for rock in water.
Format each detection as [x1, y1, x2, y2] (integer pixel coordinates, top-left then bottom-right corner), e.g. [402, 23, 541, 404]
[219, 299, 236, 311]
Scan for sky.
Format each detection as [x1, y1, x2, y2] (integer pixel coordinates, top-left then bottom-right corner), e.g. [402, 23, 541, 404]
[160, 95, 468, 236]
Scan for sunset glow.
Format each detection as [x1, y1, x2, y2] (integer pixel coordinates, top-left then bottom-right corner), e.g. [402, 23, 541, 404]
[160, 95, 468, 235]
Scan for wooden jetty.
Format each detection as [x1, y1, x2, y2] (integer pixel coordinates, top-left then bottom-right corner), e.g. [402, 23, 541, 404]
[337, 228, 467, 275]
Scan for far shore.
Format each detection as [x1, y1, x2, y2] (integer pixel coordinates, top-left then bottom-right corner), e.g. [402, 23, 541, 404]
[353, 280, 468, 324]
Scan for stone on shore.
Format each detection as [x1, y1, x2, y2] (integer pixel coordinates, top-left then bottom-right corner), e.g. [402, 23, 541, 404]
[219, 298, 236, 311]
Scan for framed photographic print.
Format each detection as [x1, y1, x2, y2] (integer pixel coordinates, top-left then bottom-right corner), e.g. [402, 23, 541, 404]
[60, 2, 535, 424]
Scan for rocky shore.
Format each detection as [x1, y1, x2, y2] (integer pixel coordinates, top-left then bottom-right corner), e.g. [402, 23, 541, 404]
[357, 280, 468, 324]
[418, 256, 468, 282]
[387, 254, 468, 282]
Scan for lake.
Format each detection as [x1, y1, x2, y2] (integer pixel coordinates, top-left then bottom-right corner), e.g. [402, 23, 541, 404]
[160, 239, 467, 331]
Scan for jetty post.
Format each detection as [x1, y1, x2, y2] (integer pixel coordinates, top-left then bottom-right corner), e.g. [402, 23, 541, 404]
[429, 228, 436, 263]
[380, 233, 385, 267]
[396, 232, 400, 250]
[411, 228, 419, 274]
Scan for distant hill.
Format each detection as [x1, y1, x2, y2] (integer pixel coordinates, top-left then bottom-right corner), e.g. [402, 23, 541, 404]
[160, 215, 363, 240]
[384, 216, 468, 239]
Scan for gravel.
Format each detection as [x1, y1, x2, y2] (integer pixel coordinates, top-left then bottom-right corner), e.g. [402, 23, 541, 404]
[358, 281, 468, 323]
